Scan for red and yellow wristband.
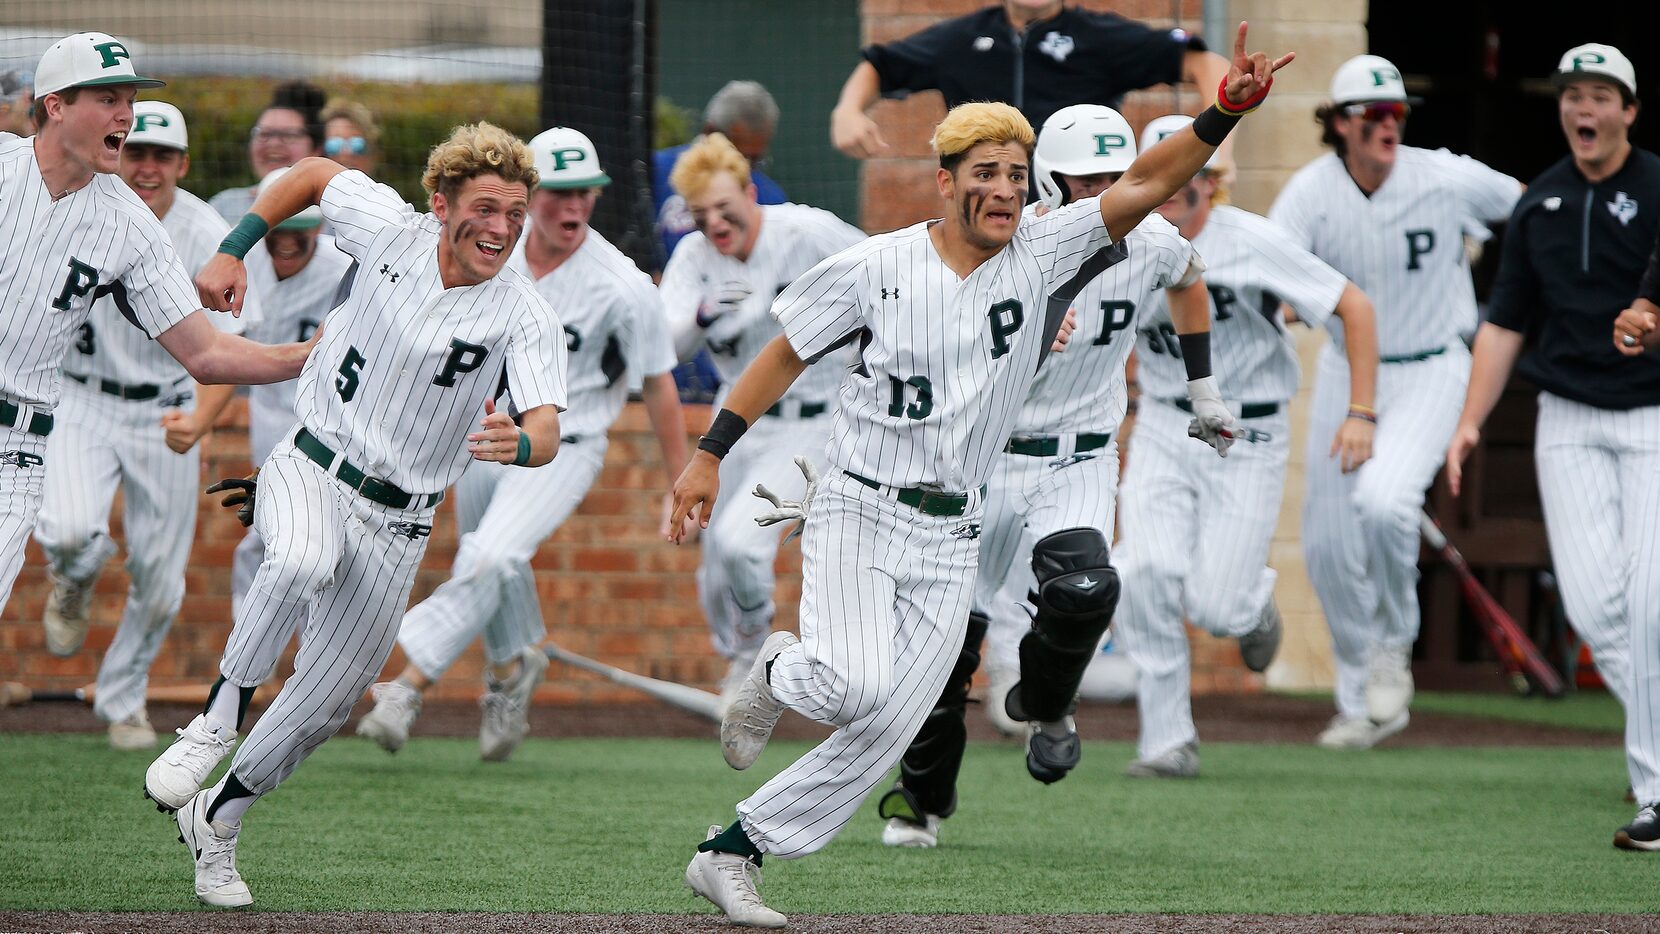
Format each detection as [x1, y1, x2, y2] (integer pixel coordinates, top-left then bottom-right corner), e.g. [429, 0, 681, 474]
[1215, 74, 1273, 116]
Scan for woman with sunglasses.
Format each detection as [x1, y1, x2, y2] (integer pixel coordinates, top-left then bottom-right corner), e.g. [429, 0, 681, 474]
[321, 99, 379, 176]
[1270, 54, 1522, 750]
[208, 80, 326, 223]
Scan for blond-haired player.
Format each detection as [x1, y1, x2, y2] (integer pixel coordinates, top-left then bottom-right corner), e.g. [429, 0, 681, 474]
[143, 123, 568, 908]
[659, 133, 866, 712]
[668, 25, 1290, 926]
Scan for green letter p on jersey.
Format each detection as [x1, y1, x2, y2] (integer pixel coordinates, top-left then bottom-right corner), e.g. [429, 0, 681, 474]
[51, 258, 100, 311]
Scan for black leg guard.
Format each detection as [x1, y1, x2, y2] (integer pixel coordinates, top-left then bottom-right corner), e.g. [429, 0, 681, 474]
[883, 612, 989, 821]
[1006, 528, 1118, 724]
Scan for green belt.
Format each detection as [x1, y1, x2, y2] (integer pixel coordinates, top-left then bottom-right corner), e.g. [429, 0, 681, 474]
[0, 399, 52, 437]
[64, 371, 169, 402]
[294, 428, 442, 511]
[1004, 432, 1113, 457]
[845, 471, 976, 518]
[1168, 398, 1281, 419]
[1380, 346, 1447, 364]
[764, 401, 828, 419]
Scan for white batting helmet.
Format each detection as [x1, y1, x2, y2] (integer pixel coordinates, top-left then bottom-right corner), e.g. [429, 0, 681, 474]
[1034, 104, 1137, 210]
[1139, 114, 1218, 171]
[528, 126, 611, 189]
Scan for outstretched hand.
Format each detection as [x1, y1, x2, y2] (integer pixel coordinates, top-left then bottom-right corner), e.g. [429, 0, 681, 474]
[1221, 22, 1295, 110]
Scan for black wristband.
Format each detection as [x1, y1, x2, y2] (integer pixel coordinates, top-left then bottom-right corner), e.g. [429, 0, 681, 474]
[1178, 331, 1213, 380]
[697, 408, 750, 460]
[1191, 105, 1242, 147]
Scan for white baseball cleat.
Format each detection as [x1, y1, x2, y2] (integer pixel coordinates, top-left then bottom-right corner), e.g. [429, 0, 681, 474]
[983, 665, 1021, 737]
[1125, 741, 1200, 779]
[721, 631, 796, 770]
[1238, 599, 1283, 673]
[109, 709, 157, 751]
[717, 651, 759, 723]
[146, 714, 236, 812]
[685, 825, 786, 928]
[881, 814, 941, 848]
[356, 680, 422, 753]
[479, 645, 549, 762]
[1316, 712, 1408, 750]
[1365, 643, 1414, 724]
[42, 570, 94, 657]
[176, 790, 252, 907]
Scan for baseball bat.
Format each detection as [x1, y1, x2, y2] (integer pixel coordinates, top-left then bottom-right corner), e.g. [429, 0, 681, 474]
[0, 682, 215, 708]
[1420, 512, 1566, 698]
[542, 643, 723, 722]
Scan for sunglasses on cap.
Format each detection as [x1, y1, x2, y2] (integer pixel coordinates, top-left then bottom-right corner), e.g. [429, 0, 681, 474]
[324, 136, 368, 157]
[1342, 101, 1410, 123]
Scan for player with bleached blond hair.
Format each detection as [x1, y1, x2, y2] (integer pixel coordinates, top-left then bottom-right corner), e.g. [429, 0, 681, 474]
[658, 132, 866, 714]
[667, 25, 1291, 926]
[143, 121, 568, 908]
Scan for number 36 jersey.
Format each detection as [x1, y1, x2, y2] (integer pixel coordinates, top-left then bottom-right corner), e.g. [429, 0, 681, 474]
[776, 196, 1118, 492]
[295, 170, 568, 495]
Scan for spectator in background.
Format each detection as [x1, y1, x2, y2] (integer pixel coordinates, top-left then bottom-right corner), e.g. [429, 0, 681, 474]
[321, 99, 380, 176]
[209, 80, 326, 222]
[653, 80, 787, 263]
[831, 0, 1229, 162]
[0, 70, 32, 139]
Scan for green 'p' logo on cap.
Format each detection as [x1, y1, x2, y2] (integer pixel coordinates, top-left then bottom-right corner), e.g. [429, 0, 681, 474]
[1093, 133, 1127, 156]
[1370, 66, 1401, 86]
[93, 41, 131, 69]
[1573, 51, 1608, 70]
[135, 113, 169, 132]
[551, 148, 587, 171]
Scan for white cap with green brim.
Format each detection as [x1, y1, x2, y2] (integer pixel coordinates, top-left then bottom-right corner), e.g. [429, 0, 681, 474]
[35, 32, 164, 96]
[128, 101, 188, 152]
[529, 126, 611, 189]
[256, 166, 322, 231]
[1554, 43, 1637, 98]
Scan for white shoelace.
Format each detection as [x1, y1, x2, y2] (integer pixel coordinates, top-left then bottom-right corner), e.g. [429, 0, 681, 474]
[168, 727, 234, 771]
[717, 855, 767, 911]
[201, 826, 242, 887]
[57, 579, 90, 618]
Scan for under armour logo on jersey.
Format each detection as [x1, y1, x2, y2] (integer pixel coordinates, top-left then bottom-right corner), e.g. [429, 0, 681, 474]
[1608, 192, 1639, 226]
[0, 451, 44, 469]
[378, 264, 401, 282]
[388, 521, 432, 539]
[950, 522, 981, 540]
[1048, 452, 1099, 469]
[881, 287, 900, 300]
[1543, 197, 1562, 211]
[973, 36, 995, 51]
[1038, 32, 1075, 62]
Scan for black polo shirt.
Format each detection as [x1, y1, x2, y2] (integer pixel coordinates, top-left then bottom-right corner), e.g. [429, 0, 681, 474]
[1487, 148, 1660, 409]
[861, 4, 1193, 130]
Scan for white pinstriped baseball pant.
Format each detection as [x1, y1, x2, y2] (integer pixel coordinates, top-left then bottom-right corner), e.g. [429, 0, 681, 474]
[1116, 399, 1288, 760]
[35, 383, 199, 724]
[975, 439, 1120, 675]
[698, 411, 829, 661]
[1533, 392, 1660, 802]
[737, 472, 979, 859]
[397, 436, 608, 678]
[1304, 343, 1468, 721]
[218, 441, 431, 793]
[0, 424, 47, 617]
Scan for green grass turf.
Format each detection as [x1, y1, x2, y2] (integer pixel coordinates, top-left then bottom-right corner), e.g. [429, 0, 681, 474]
[1410, 690, 1624, 734]
[0, 732, 1648, 914]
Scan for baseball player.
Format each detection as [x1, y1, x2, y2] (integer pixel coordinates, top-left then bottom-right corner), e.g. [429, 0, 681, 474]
[230, 166, 355, 617]
[0, 32, 315, 624]
[1270, 54, 1521, 749]
[142, 127, 567, 908]
[657, 133, 867, 713]
[1117, 113, 1378, 776]
[1451, 45, 1660, 850]
[356, 126, 689, 762]
[668, 27, 1287, 925]
[34, 100, 262, 751]
[874, 103, 1213, 849]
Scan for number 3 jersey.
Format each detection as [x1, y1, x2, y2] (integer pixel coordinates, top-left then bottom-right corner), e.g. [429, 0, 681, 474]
[776, 196, 1119, 492]
[1013, 208, 1193, 436]
[296, 170, 568, 495]
[1135, 205, 1349, 405]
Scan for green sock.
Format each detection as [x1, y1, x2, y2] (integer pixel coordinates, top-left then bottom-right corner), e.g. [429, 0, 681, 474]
[698, 819, 763, 865]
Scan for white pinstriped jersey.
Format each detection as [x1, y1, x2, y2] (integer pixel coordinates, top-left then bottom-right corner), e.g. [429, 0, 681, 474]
[661, 202, 866, 406]
[1269, 146, 1520, 357]
[245, 234, 354, 453]
[65, 189, 250, 388]
[1137, 206, 1349, 403]
[295, 170, 568, 495]
[1015, 208, 1192, 435]
[778, 197, 1116, 491]
[0, 137, 197, 410]
[507, 225, 675, 439]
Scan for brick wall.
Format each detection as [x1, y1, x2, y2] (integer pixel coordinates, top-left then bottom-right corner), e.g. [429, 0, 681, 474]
[2, 397, 1256, 704]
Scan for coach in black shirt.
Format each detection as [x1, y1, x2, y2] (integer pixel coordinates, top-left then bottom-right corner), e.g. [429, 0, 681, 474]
[1447, 43, 1660, 854]
[831, 0, 1226, 159]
